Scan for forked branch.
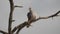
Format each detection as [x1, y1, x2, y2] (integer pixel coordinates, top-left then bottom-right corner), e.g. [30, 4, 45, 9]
[8, 0, 23, 34]
[0, 30, 8, 34]
[12, 11, 60, 34]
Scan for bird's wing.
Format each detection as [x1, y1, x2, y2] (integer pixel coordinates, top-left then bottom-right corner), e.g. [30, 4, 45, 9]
[27, 12, 32, 21]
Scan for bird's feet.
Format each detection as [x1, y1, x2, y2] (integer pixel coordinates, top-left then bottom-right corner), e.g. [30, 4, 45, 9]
[26, 23, 31, 28]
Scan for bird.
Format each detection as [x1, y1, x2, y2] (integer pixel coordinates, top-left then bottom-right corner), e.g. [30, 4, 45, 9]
[26, 7, 37, 28]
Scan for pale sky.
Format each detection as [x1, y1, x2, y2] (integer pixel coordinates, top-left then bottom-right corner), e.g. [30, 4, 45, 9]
[0, 0, 60, 34]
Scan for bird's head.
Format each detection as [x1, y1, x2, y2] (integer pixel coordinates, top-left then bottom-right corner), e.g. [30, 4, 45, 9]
[29, 7, 32, 12]
[29, 8, 31, 10]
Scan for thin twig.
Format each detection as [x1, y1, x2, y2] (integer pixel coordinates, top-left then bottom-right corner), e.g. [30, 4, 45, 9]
[14, 5, 23, 8]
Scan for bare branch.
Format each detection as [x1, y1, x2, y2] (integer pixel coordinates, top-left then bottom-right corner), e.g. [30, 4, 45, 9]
[12, 21, 27, 33]
[12, 20, 15, 22]
[8, 0, 23, 34]
[14, 5, 23, 8]
[8, 0, 14, 34]
[1, 0, 23, 34]
[12, 10, 60, 34]
[48, 11, 60, 18]
[0, 30, 8, 34]
[40, 10, 60, 19]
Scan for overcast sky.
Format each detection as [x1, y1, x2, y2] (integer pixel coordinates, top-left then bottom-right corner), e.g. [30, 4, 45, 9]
[0, 0, 60, 34]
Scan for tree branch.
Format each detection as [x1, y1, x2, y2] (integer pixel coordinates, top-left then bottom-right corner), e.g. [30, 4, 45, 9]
[0, 30, 8, 34]
[14, 5, 23, 8]
[12, 21, 27, 33]
[8, 0, 14, 34]
[12, 11, 60, 34]
[8, 0, 23, 34]
[0, 0, 23, 34]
